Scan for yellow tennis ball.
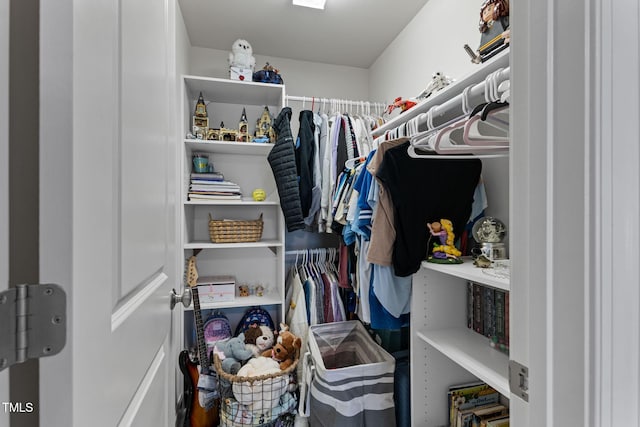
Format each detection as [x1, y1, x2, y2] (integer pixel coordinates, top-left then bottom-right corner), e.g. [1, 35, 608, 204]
[252, 188, 266, 201]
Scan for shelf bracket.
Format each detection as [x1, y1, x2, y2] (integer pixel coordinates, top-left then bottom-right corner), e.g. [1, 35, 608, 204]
[509, 359, 529, 402]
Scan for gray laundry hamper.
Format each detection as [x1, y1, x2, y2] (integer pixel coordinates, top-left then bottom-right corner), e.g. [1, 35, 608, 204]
[301, 321, 396, 427]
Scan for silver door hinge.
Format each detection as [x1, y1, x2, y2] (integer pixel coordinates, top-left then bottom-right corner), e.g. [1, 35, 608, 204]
[509, 359, 529, 402]
[0, 283, 66, 372]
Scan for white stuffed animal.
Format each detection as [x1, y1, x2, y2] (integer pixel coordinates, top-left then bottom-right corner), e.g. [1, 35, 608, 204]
[228, 39, 256, 71]
[233, 357, 288, 411]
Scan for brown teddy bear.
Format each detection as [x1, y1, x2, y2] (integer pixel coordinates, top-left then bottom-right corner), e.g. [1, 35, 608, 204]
[262, 325, 301, 370]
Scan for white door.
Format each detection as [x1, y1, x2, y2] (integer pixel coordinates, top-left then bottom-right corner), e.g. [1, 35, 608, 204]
[513, 0, 640, 425]
[38, 0, 180, 426]
[0, 0, 9, 423]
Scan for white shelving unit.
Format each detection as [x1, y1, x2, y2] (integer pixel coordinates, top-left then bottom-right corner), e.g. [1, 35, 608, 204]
[412, 261, 511, 426]
[375, 51, 513, 427]
[179, 75, 286, 349]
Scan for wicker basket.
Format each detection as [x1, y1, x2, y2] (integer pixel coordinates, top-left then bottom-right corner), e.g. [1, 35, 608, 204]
[208, 213, 264, 243]
[214, 352, 299, 427]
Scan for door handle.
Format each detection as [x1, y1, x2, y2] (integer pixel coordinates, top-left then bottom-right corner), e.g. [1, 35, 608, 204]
[170, 288, 191, 310]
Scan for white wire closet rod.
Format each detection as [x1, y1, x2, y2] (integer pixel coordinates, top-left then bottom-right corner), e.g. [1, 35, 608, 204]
[371, 50, 511, 137]
[285, 95, 386, 109]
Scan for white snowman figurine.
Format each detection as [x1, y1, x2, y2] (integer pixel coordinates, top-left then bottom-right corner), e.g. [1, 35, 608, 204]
[229, 39, 256, 71]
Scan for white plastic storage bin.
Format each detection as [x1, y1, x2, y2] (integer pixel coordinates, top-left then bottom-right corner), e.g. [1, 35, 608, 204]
[303, 321, 396, 427]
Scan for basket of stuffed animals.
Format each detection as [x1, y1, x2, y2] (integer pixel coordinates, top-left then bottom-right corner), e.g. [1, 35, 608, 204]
[213, 325, 301, 427]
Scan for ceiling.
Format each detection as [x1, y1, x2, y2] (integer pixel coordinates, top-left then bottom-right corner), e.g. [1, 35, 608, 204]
[178, 0, 430, 69]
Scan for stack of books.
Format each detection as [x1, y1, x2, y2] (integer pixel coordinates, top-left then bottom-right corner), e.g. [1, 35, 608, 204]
[467, 281, 509, 354]
[448, 381, 509, 427]
[188, 172, 242, 201]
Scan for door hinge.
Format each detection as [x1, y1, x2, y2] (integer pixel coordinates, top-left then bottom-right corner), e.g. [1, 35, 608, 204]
[0, 283, 66, 372]
[509, 359, 529, 402]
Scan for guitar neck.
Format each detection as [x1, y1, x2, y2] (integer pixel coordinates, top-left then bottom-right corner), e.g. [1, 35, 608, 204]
[191, 287, 210, 376]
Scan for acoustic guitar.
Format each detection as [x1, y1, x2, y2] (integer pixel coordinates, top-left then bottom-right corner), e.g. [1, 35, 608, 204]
[178, 255, 219, 427]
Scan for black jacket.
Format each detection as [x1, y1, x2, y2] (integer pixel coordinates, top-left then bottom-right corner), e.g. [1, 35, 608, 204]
[295, 110, 315, 218]
[268, 107, 305, 232]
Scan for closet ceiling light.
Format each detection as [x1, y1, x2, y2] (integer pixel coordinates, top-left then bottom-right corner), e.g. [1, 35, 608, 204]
[292, 0, 326, 10]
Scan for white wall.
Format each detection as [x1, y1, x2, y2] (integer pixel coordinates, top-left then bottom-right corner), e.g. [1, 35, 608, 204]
[369, 0, 510, 231]
[189, 46, 370, 102]
[177, 6, 190, 78]
[369, 0, 480, 104]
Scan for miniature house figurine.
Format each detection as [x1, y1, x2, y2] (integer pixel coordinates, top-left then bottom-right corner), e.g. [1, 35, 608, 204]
[254, 106, 275, 143]
[192, 92, 209, 138]
[218, 121, 238, 142]
[237, 108, 249, 142]
[194, 92, 207, 117]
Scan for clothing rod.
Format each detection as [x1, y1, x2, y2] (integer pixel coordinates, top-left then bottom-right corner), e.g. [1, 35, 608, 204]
[418, 67, 510, 126]
[285, 95, 386, 108]
[285, 248, 337, 256]
[371, 66, 510, 137]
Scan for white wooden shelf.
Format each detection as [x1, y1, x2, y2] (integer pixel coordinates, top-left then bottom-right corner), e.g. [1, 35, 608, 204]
[183, 75, 284, 107]
[185, 139, 275, 155]
[184, 198, 279, 206]
[185, 294, 283, 311]
[416, 327, 509, 396]
[421, 258, 510, 291]
[184, 240, 283, 250]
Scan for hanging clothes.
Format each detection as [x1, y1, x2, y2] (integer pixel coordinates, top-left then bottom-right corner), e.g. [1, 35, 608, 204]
[268, 107, 305, 231]
[376, 141, 483, 276]
[317, 112, 330, 232]
[295, 110, 315, 219]
[366, 137, 409, 266]
[305, 112, 323, 227]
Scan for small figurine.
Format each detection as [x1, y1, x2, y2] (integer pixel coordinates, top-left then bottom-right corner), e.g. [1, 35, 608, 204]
[465, 0, 510, 63]
[426, 219, 463, 264]
[415, 72, 455, 101]
[255, 284, 265, 297]
[194, 92, 208, 118]
[252, 63, 284, 85]
[255, 106, 275, 143]
[238, 284, 250, 297]
[473, 254, 493, 268]
[385, 97, 417, 115]
[237, 107, 249, 142]
[192, 92, 209, 133]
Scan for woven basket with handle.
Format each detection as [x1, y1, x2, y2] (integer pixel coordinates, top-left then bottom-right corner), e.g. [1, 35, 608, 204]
[208, 213, 264, 243]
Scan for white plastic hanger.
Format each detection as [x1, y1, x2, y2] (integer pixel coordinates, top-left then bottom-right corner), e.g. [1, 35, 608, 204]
[463, 103, 510, 146]
[409, 79, 508, 156]
[407, 145, 508, 159]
